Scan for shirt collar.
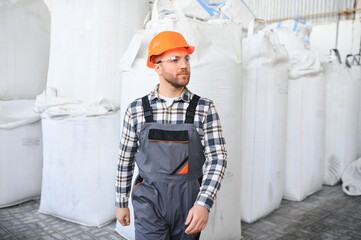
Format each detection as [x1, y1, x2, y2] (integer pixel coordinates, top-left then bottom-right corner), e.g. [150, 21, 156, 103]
[150, 84, 193, 103]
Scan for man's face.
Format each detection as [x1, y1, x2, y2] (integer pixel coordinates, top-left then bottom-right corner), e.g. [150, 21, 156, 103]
[154, 48, 191, 89]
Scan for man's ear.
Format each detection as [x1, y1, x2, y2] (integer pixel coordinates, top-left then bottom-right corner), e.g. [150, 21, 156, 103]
[153, 64, 162, 75]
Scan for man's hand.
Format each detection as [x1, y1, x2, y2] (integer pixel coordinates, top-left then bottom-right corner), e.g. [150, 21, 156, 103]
[116, 207, 130, 226]
[184, 205, 209, 235]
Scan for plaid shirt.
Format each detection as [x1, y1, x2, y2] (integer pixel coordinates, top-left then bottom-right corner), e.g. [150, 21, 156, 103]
[115, 85, 227, 210]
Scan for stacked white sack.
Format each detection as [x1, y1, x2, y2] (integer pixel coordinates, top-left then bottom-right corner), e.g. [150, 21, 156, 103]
[116, 0, 243, 239]
[346, 54, 361, 158]
[344, 54, 361, 196]
[43, 0, 149, 107]
[266, 20, 327, 201]
[284, 51, 326, 201]
[0, 100, 42, 208]
[155, 0, 219, 20]
[240, 23, 289, 223]
[0, 0, 50, 100]
[153, 0, 256, 31]
[0, 0, 48, 208]
[323, 50, 360, 186]
[266, 19, 312, 54]
[39, 112, 120, 227]
[37, 0, 149, 227]
[217, 0, 255, 31]
[274, 18, 314, 53]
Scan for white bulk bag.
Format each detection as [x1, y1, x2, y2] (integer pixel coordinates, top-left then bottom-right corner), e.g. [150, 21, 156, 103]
[341, 157, 361, 196]
[187, 18, 242, 237]
[271, 20, 312, 46]
[217, 0, 256, 29]
[44, 0, 149, 107]
[240, 27, 289, 223]
[323, 50, 360, 186]
[266, 19, 311, 54]
[116, 1, 243, 239]
[39, 112, 120, 226]
[0, 100, 42, 208]
[155, 0, 224, 20]
[0, 0, 50, 99]
[346, 54, 361, 158]
[284, 50, 326, 201]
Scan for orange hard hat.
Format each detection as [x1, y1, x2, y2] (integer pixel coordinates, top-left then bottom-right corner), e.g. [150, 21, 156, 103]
[147, 31, 195, 68]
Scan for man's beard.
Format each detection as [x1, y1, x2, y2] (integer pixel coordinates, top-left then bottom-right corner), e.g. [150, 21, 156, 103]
[163, 70, 190, 88]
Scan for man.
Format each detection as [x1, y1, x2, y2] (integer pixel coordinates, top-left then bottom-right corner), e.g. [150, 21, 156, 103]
[115, 31, 227, 240]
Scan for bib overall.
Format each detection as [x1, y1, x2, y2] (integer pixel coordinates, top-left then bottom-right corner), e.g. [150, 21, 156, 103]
[132, 95, 205, 240]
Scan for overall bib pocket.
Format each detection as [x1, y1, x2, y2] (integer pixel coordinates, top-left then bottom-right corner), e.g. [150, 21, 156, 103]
[147, 128, 190, 175]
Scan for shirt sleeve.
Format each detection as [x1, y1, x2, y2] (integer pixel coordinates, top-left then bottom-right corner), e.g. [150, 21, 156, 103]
[115, 106, 138, 208]
[195, 100, 227, 210]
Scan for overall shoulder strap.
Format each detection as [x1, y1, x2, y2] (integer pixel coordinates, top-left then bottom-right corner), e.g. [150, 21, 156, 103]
[185, 94, 200, 124]
[141, 95, 154, 123]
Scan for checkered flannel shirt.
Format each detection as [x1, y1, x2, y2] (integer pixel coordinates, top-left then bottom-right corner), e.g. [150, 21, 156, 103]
[115, 85, 227, 210]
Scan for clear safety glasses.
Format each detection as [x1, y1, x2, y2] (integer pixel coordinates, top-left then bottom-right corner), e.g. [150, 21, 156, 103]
[156, 55, 190, 65]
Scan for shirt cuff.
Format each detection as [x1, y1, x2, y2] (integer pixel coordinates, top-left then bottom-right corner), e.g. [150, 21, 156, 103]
[195, 193, 214, 210]
[115, 197, 129, 208]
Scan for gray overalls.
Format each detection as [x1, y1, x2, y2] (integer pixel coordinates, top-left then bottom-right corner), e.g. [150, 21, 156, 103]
[132, 95, 205, 240]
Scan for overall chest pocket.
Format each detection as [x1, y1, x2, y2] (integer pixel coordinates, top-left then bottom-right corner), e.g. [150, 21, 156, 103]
[147, 129, 190, 175]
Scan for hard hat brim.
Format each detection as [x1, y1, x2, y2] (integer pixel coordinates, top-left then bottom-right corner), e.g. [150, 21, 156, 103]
[147, 46, 195, 68]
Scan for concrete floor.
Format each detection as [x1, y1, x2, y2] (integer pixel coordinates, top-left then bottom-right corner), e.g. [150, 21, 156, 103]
[0, 184, 360, 240]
